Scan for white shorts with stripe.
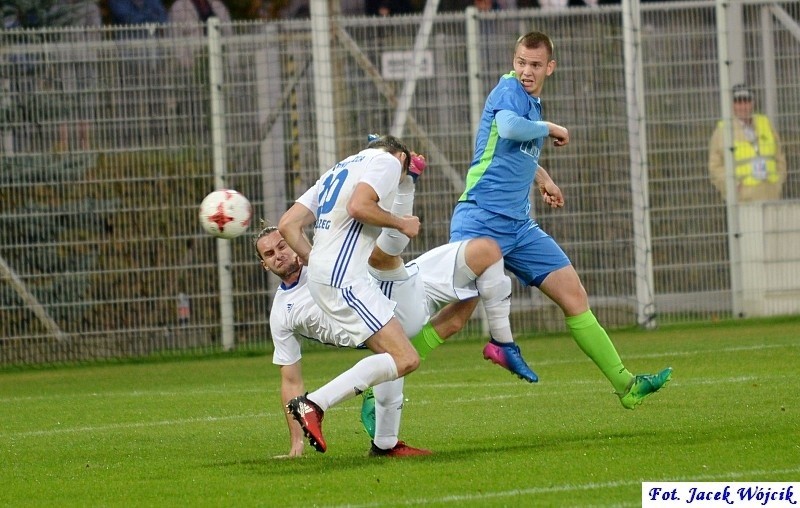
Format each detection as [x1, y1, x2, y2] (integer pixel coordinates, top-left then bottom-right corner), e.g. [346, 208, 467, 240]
[307, 277, 398, 347]
[370, 263, 428, 339]
[413, 241, 480, 316]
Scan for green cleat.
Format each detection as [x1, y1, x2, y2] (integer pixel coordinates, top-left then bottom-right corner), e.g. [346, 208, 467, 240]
[360, 387, 376, 439]
[618, 367, 673, 409]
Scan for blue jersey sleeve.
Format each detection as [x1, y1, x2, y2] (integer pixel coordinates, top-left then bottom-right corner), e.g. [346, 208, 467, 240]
[496, 110, 549, 141]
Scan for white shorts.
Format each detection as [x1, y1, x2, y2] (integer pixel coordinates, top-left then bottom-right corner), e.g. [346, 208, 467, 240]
[370, 263, 428, 338]
[413, 241, 480, 316]
[307, 277, 397, 347]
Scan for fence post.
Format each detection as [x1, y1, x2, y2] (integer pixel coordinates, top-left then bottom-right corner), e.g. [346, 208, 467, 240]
[208, 17, 235, 351]
[716, 0, 744, 318]
[465, 7, 482, 140]
[623, 0, 656, 328]
[390, 0, 441, 138]
[257, 24, 288, 301]
[310, 0, 336, 171]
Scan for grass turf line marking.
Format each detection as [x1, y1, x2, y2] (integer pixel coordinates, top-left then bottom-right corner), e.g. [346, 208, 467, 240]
[0, 374, 771, 439]
[0, 376, 785, 439]
[2, 413, 268, 438]
[416, 341, 796, 376]
[0, 387, 266, 404]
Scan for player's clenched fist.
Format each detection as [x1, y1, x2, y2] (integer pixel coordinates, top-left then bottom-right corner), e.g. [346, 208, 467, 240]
[398, 215, 420, 239]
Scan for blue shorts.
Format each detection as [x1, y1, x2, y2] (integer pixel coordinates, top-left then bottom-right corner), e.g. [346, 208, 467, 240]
[449, 202, 570, 287]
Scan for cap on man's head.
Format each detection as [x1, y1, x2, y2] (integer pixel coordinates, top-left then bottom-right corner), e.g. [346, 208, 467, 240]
[732, 84, 754, 102]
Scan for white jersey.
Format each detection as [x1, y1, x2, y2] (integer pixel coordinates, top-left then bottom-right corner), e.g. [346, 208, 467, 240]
[297, 148, 400, 288]
[270, 268, 353, 365]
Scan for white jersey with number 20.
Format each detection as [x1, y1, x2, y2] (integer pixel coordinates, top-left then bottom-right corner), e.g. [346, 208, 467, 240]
[297, 148, 400, 288]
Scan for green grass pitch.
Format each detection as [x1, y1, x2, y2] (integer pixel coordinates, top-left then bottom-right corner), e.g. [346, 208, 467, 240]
[2, 317, 798, 507]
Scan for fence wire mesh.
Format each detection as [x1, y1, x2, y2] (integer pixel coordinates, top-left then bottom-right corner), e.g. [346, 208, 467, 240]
[1, 1, 799, 366]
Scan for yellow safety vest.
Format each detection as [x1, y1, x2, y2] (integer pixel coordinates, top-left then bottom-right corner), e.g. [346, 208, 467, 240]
[718, 115, 780, 187]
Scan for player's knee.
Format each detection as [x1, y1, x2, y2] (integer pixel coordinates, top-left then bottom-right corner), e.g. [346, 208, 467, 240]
[466, 237, 502, 270]
[437, 317, 464, 338]
[394, 349, 420, 376]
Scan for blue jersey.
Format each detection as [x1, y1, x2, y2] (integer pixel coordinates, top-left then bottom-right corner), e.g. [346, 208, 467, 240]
[459, 72, 544, 220]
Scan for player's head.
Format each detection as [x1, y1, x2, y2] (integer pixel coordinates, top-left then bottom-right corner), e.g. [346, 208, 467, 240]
[367, 134, 412, 175]
[732, 84, 754, 121]
[253, 221, 302, 282]
[513, 31, 556, 97]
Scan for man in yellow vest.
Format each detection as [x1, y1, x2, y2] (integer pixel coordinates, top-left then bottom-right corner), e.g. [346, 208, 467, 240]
[709, 84, 787, 202]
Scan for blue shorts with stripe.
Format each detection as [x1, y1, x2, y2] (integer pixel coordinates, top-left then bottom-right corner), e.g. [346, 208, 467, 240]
[449, 201, 570, 287]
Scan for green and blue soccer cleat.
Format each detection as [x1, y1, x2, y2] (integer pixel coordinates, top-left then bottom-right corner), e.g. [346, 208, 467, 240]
[360, 387, 376, 439]
[618, 367, 673, 409]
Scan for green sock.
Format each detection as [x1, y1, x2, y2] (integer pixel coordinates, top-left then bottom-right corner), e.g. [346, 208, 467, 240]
[410, 322, 444, 361]
[565, 310, 633, 393]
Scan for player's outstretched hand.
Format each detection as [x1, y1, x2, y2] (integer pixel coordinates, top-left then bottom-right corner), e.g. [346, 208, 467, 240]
[398, 215, 420, 239]
[272, 441, 304, 459]
[288, 441, 304, 457]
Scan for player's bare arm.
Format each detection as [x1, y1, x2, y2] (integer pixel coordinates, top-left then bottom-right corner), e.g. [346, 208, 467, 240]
[278, 202, 315, 265]
[347, 182, 420, 239]
[279, 362, 307, 457]
[535, 166, 564, 208]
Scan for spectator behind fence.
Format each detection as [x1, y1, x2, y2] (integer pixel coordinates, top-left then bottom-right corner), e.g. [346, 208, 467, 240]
[107, 0, 169, 145]
[708, 84, 787, 203]
[169, 0, 232, 68]
[366, 0, 414, 16]
[108, 0, 167, 38]
[471, 0, 517, 88]
[257, 0, 310, 19]
[2, 1, 101, 153]
[537, 0, 598, 8]
[55, 0, 103, 152]
[339, 0, 366, 15]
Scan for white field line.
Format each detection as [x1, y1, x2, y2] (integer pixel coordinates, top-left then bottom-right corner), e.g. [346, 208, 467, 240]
[3, 413, 269, 438]
[0, 387, 268, 404]
[0, 340, 793, 438]
[0, 369, 765, 406]
[0, 373, 771, 439]
[1, 341, 792, 405]
[323, 467, 800, 508]
[415, 341, 797, 377]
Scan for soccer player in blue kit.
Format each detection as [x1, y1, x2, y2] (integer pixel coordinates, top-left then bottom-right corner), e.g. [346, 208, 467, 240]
[449, 31, 672, 409]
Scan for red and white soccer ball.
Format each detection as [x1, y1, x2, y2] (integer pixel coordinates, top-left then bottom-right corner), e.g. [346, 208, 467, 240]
[198, 189, 252, 240]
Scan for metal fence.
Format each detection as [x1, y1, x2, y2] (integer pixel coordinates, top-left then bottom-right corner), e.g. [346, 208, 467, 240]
[1, 1, 799, 366]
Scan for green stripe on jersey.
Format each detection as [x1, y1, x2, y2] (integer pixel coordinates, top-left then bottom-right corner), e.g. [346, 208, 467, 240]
[459, 120, 500, 201]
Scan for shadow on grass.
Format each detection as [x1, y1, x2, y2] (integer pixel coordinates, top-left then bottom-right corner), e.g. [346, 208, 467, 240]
[209, 427, 662, 475]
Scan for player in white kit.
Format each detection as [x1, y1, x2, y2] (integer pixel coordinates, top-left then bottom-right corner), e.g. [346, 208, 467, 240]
[279, 136, 421, 453]
[258, 226, 520, 457]
[257, 224, 430, 457]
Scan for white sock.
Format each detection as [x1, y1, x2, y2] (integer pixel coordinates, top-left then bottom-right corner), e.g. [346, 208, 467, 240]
[476, 259, 513, 343]
[308, 353, 399, 411]
[372, 377, 404, 450]
[376, 176, 415, 256]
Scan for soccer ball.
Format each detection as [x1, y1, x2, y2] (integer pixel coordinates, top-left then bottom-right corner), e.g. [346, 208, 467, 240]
[198, 189, 252, 239]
